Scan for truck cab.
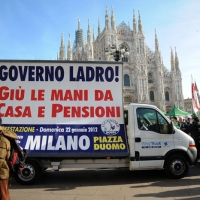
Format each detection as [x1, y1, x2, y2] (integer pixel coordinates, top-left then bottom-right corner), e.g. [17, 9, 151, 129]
[125, 103, 197, 178]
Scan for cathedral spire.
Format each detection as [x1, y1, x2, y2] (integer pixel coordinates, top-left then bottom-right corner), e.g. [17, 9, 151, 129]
[98, 18, 101, 35]
[105, 5, 110, 30]
[78, 18, 80, 30]
[67, 33, 72, 60]
[175, 47, 180, 70]
[59, 33, 66, 60]
[138, 11, 143, 33]
[133, 9, 137, 33]
[87, 19, 92, 43]
[171, 47, 175, 71]
[93, 26, 96, 42]
[155, 29, 159, 52]
[111, 6, 116, 31]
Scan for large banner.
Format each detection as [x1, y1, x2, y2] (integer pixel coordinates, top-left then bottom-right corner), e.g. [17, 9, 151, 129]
[0, 61, 128, 157]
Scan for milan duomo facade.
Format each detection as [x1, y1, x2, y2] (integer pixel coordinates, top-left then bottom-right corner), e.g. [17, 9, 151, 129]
[57, 8, 184, 112]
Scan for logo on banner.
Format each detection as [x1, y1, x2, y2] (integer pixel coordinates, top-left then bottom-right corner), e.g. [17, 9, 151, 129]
[101, 119, 120, 135]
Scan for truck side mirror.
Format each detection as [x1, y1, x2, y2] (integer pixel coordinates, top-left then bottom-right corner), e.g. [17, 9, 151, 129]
[124, 110, 128, 125]
[169, 121, 175, 134]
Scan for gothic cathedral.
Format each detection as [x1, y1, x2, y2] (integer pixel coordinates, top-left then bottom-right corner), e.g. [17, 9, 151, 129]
[58, 7, 184, 112]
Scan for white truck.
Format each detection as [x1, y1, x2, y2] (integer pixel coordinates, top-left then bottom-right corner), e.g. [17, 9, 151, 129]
[0, 60, 197, 184]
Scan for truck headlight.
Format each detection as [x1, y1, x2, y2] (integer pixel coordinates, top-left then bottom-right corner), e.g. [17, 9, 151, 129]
[189, 139, 196, 148]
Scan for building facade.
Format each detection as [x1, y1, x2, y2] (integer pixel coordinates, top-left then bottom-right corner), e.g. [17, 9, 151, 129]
[184, 98, 193, 114]
[58, 8, 184, 112]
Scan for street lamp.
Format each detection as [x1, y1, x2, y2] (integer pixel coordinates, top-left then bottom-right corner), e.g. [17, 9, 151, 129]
[105, 44, 129, 61]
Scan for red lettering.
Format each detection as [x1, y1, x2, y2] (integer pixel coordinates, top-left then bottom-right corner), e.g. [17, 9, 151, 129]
[51, 104, 63, 117]
[95, 90, 104, 100]
[51, 90, 88, 101]
[116, 106, 120, 117]
[82, 106, 89, 117]
[0, 103, 31, 117]
[104, 90, 113, 101]
[51, 104, 120, 118]
[71, 106, 81, 117]
[64, 90, 73, 100]
[0, 86, 25, 101]
[63, 107, 71, 117]
[38, 106, 45, 117]
[31, 90, 37, 100]
[95, 106, 105, 117]
[38, 90, 45, 100]
[84, 90, 88, 101]
[51, 90, 63, 100]
[10, 89, 14, 100]
[0, 103, 6, 117]
[31, 90, 45, 100]
[95, 90, 113, 101]
[90, 106, 94, 117]
[0, 86, 9, 100]
[21, 107, 31, 117]
[106, 107, 115, 116]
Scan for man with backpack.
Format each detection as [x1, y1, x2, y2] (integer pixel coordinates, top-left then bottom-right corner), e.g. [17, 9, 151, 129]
[0, 118, 26, 200]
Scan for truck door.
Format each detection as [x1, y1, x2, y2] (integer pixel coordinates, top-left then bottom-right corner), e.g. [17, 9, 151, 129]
[132, 107, 174, 169]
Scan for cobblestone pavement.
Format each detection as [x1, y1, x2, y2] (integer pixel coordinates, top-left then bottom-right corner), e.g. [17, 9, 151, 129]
[9, 162, 200, 200]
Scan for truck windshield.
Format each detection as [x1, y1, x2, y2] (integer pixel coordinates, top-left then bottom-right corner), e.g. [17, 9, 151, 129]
[137, 108, 169, 134]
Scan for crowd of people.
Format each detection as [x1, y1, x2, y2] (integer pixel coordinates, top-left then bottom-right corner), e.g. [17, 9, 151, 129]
[171, 116, 200, 160]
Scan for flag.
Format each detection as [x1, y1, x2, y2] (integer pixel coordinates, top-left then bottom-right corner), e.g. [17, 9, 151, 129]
[195, 79, 199, 94]
[191, 75, 200, 113]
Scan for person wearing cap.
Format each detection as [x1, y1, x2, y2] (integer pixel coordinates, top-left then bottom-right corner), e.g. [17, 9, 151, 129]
[191, 116, 200, 159]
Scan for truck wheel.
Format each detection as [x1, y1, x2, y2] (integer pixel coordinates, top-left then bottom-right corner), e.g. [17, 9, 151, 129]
[14, 160, 42, 185]
[164, 154, 189, 179]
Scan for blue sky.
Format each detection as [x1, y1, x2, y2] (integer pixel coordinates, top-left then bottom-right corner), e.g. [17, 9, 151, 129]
[0, 0, 200, 99]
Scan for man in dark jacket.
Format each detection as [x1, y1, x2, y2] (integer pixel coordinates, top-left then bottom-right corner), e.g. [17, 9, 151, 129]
[185, 118, 192, 135]
[179, 117, 189, 133]
[191, 117, 200, 159]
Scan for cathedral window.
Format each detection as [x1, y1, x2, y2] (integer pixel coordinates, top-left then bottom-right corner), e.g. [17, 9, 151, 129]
[124, 74, 130, 86]
[122, 56, 128, 62]
[124, 97, 132, 103]
[148, 72, 153, 83]
[150, 91, 154, 101]
[165, 91, 169, 101]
